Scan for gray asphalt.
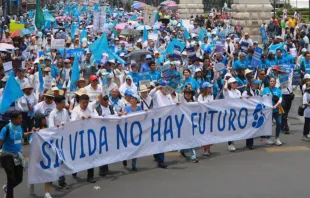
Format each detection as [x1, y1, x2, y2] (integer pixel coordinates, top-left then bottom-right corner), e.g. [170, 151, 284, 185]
[1, 92, 310, 198]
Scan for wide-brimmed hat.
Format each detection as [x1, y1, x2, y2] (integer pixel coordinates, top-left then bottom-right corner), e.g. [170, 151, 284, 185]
[76, 77, 86, 84]
[43, 90, 55, 98]
[228, 78, 237, 84]
[22, 82, 33, 90]
[139, 84, 150, 93]
[75, 88, 87, 96]
[306, 82, 310, 90]
[245, 69, 253, 76]
[51, 86, 64, 95]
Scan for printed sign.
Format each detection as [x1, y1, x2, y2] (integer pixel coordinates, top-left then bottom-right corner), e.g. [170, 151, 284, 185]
[3, 61, 12, 72]
[289, 48, 297, 57]
[51, 39, 65, 49]
[143, 10, 155, 26]
[292, 70, 301, 86]
[214, 62, 225, 72]
[251, 47, 263, 68]
[279, 74, 289, 88]
[240, 41, 249, 52]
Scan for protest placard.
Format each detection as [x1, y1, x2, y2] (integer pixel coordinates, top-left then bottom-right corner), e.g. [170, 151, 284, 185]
[215, 41, 225, 54]
[292, 70, 301, 86]
[3, 61, 12, 72]
[66, 48, 85, 58]
[143, 10, 155, 26]
[251, 47, 263, 68]
[159, 64, 173, 81]
[240, 42, 249, 52]
[289, 48, 297, 57]
[279, 74, 289, 88]
[186, 47, 196, 60]
[214, 62, 225, 72]
[51, 39, 65, 49]
[9, 22, 24, 33]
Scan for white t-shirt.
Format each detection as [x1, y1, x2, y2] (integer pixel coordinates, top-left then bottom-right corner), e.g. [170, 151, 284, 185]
[223, 89, 241, 99]
[34, 101, 56, 120]
[85, 84, 102, 102]
[197, 94, 214, 102]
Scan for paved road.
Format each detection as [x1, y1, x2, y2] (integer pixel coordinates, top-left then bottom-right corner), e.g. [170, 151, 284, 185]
[1, 92, 310, 198]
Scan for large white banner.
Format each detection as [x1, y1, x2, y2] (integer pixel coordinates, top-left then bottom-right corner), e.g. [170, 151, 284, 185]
[28, 96, 272, 184]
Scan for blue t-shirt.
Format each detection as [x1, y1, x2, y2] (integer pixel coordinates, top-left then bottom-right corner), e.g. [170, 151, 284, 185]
[260, 60, 271, 70]
[125, 105, 142, 113]
[262, 87, 282, 112]
[149, 70, 161, 82]
[233, 60, 247, 70]
[183, 77, 199, 91]
[0, 122, 23, 153]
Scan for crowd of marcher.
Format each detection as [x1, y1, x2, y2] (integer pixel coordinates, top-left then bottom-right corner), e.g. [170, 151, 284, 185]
[0, 2, 309, 198]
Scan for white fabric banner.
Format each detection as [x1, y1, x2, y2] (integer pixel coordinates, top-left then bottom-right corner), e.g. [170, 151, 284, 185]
[28, 96, 272, 184]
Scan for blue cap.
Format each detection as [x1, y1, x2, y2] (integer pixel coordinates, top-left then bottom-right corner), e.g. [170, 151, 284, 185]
[124, 89, 134, 96]
[146, 54, 152, 59]
[251, 79, 262, 85]
[131, 93, 140, 102]
[159, 80, 167, 86]
[202, 82, 213, 89]
[45, 56, 52, 61]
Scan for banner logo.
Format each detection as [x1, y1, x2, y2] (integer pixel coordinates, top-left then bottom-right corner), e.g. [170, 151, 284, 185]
[252, 103, 266, 129]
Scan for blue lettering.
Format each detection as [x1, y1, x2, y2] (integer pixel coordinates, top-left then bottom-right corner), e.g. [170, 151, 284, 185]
[88, 129, 97, 156]
[117, 123, 128, 149]
[191, 112, 198, 136]
[228, 109, 237, 131]
[218, 110, 227, 132]
[79, 130, 86, 159]
[208, 110, 218, 132]
[40, 141, 51, 169]
[130, 121, 142, 146]
[164, 116, 173, 141]
[238, 108, 248, 129]
[175, 114, 184, 138]
[151, 118, 161, 142]
[198, 112, 207, 134]
[69, 132, 78, 160]
[99, 126, 108, 153]
[54, 137, 65, 168]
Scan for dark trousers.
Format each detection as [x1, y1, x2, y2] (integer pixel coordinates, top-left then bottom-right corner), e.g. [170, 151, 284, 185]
[99, 165, 109, 174]
[303, 117, 310, 136]
[281, 95, 293, 130]
[290, 27, 295, 36]
[246, 138, 254, 147]
[154, 153, 165, 164]
[72, 168, 94, 179]
[21, 112, 33, 142]
[1, 155, 23, 198]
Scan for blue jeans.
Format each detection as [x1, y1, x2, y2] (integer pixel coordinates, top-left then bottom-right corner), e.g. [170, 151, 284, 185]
[273, 112, 282, 138]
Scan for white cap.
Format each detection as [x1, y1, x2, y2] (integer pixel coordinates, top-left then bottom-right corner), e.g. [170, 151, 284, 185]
[181, 51, 187, 56]
[304, 74, 310, 80]
[224, 73, 232, 78]
[276, 36, 282, 39]
[302, 48, 308, 53]
[227, 77, 237, 84]
[195, 68, 202, 73]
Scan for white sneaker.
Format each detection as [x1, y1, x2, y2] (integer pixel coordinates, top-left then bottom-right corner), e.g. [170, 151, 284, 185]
[28, 184, 34, 195]
[275, 138, 282, 146]
[202, 151, 210, 156]
[265, 138, 274, 145]
[44, 192, 53, 198]
[228, 144, 236, 152]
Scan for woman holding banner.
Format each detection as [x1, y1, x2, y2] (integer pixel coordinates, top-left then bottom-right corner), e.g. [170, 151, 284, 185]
[262, 77, 283, 146]
[180, 88, 199, 163]
[121, 93, 142, 171]
[198, 82, 214, 156]
[223, 77, 241, 151]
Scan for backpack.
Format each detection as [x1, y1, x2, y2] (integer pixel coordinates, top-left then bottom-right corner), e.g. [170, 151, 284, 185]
[95, 105, 115, 116]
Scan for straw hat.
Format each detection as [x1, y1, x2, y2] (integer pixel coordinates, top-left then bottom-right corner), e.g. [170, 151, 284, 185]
[51, 86, 64, 95]
[139, 84, 150, 93]
[75, 88, 87, 96]
[22, 82, 33, 90]
[44, 67, 51, 72]
[43, 90, 55, 97]
[76, 77, 86, 84]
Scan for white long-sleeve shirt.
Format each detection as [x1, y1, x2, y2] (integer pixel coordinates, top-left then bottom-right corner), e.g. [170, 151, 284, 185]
[48, 108, 70, 128]
[149, 89, 175, 108]
[71, 105, 93, 121]
[16, 93, 38, 112]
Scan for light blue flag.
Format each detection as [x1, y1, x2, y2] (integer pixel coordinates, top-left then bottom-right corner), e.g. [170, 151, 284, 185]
[269, 43, 287, 56]
[153, 11, 158, 23]
[166, 39, 185, 55]
[71, 23, 77, 39]
[38, 63, 44, 93]
[80, 29, 87, 44]
[132, 14, 137, 21]
[93, 3, 99, 12]
[198, 28, 207, 41]
[179, 19, 183, 27]
[143, 27, 148, 42]
[89, 34, 107, 61]
[0, 72, 24, 113]
[184, 29, 190, 40]
[70, 55, 80, 91]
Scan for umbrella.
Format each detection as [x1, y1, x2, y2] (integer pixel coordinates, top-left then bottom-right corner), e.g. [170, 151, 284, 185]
[125, 49, 152, 60]
[115, 23, 128, 30]
[0, 43, 15, 50]
[136, 25, 152, 31]
[86, 25, 93, 29]
[55, 16, 71, 20]
[10, 30, 21, 38]
[120, 29, 140, 36]
[104, 23, 114, 29]
[153, 22, 162, 30]
[131, 2, 146, 10]
[160, 0, 176, 6]
[0, 48, 8, 52]
[167, 2, 178, 7]
[21, 29, 31, 35]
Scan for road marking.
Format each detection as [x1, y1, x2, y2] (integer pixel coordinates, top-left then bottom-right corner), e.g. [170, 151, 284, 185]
[265, 146, 310, 152]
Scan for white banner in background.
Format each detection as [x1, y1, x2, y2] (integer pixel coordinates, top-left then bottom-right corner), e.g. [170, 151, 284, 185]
[28, 96, 272, 184]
